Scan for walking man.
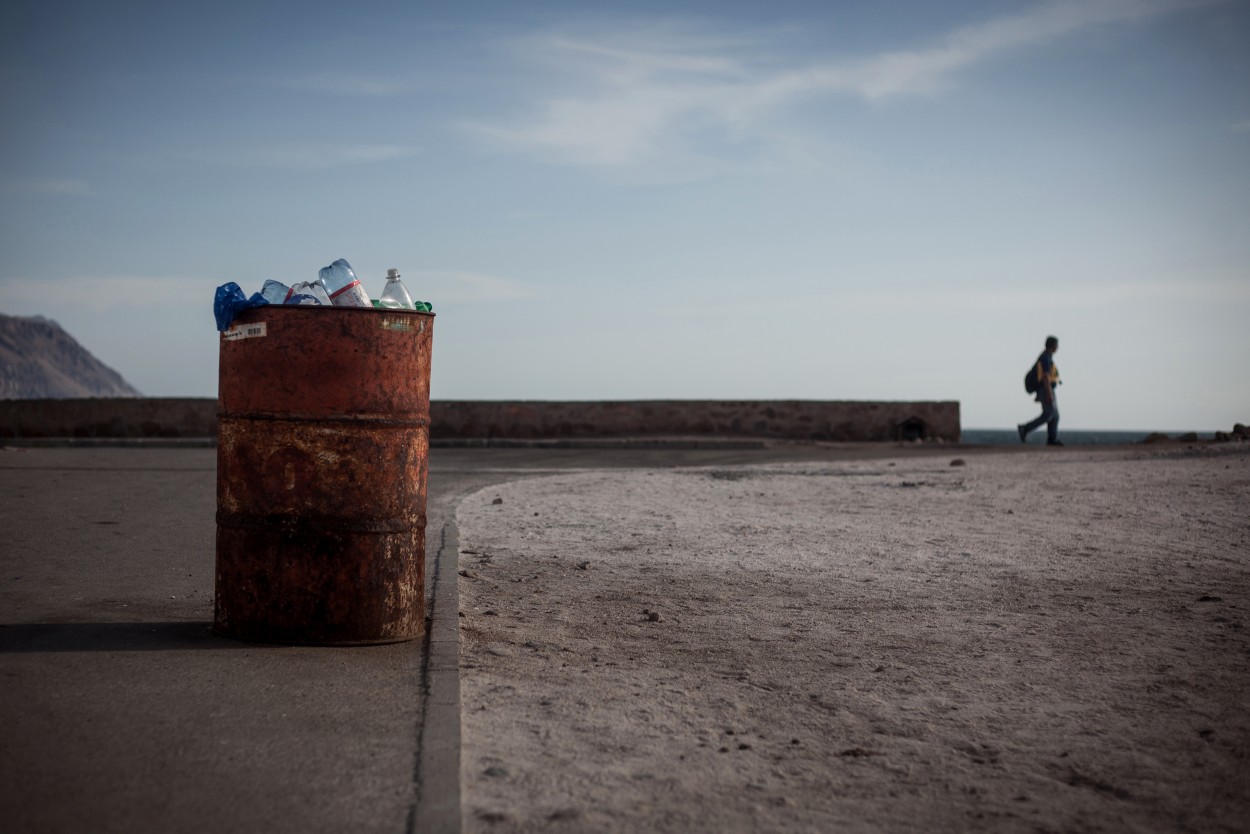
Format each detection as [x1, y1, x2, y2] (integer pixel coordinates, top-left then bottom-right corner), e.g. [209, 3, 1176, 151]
[1018, 336, 1063, 446]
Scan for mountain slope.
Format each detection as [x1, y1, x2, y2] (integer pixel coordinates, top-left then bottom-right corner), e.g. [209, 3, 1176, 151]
[0, 313, 143, 399]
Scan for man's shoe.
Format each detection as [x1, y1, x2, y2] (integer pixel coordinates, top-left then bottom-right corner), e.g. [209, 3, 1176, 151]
[1047, 440, 1065, 446]
[1017, 424, 1027, 443]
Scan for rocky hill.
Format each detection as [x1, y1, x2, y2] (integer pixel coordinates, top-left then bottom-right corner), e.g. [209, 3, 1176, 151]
[0, 313, 142, 399]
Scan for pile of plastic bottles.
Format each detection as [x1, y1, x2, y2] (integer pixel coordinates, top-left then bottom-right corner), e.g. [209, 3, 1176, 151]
[215, 258, 432, 331]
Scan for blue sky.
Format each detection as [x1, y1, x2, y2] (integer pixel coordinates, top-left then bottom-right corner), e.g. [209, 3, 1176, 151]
[1, 0, 1247, 430]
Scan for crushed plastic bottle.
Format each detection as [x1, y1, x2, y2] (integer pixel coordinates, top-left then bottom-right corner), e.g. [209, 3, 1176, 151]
[288, 281, 332, 305]
[260, 279, 290, 305]
[258, 282, 290, 305]
[317, 258, 371, 307]
[261, 278, 335, 305]
[378, 268, 415, 309]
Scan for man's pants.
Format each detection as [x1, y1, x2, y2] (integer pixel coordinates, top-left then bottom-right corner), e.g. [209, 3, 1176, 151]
[1022, 395, 1059, 443]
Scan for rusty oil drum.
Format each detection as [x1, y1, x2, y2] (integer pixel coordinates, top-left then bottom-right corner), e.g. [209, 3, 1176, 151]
[214, 305, 433, 645]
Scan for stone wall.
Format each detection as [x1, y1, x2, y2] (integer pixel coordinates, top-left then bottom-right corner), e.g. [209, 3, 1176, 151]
[0, 398, 961, 443]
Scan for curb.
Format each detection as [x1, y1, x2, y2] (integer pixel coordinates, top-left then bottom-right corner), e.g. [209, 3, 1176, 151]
[411, 520, 462, 833]
[0, 437, 767, 450]
[429, 437, 767, 450]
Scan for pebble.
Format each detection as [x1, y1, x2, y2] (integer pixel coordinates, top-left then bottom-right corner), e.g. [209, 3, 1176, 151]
[483, 765, 509, 778]
[647, 611, 663, 622]
[492, 497, 503, 505]
[576, 561, 591, 570]
[950, 458, 966, 467]
[487, 645, 514, 657]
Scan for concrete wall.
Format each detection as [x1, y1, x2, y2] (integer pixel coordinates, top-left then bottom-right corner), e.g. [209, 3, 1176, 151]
[0, 398, 218, 439]
[430, 400, 960, 442]
[0, 398, 961, 442]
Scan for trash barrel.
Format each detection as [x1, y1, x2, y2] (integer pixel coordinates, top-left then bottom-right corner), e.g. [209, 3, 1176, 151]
[214, 305, 434, 645]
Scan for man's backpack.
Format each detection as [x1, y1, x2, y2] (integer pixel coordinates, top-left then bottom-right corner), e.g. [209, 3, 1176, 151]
[1024, 363, 1039, 395]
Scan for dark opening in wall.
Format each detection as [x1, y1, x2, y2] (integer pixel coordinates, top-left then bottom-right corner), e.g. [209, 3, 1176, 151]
[895, 417, 928, 442]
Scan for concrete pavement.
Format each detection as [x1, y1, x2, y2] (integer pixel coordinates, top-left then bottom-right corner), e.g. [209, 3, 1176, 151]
[0, 441, 991, 833]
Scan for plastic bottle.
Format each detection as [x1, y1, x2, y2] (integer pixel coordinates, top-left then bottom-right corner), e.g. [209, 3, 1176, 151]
[287, 281, 333, 305]
[260, 279, 290, 305]
[378, 268, 415, 309]
[317, 258, 372, 308]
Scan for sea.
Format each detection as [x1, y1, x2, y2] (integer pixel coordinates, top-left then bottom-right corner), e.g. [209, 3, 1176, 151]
[961, 429, 1211, 446]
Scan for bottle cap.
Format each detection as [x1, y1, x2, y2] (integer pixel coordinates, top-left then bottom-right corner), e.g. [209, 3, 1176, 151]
[386, 268, 400, 279]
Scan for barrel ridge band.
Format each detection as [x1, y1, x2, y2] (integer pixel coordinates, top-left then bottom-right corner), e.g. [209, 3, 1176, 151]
[216, 511, 426, 534]
[217, 412, 431, 428]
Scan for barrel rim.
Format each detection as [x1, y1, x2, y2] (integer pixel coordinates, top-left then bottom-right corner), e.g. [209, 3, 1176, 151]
[232, 305, 435, 321]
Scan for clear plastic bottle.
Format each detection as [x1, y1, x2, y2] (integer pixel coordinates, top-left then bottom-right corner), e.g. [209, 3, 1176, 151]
[378, 268, 415, 309]
[260, 279, 290, 304]
[287, 281, 333, 305]
[317, 258, 372, 307]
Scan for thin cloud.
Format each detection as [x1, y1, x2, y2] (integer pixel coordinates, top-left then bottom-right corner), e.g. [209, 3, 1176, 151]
[182, 143, 420, 169]
[835, 278, 1250, 314]
[1, 275, 199, 312]
[841, 0, 1222, 100]
[470, 0, 1228, 168]
[655, 277, 1250, 320]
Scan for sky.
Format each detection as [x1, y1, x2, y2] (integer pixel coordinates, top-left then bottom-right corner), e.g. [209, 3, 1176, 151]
[1, 0, 1248, 431]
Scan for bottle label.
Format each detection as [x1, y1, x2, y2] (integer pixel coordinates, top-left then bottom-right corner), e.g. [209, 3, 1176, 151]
[328, 279, 363, 300]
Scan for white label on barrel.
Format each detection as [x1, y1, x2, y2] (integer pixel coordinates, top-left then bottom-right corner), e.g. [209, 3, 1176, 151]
[223, 322, 268, 341]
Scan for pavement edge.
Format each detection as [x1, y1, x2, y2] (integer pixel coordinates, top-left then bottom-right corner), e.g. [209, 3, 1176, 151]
[411, 520, 463, 834]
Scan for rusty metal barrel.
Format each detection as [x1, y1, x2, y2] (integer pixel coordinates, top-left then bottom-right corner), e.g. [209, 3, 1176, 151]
[214, 305, 434, 645]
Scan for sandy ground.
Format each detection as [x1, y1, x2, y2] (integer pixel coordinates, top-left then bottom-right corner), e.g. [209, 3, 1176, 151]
[454, 445, 1249, 833]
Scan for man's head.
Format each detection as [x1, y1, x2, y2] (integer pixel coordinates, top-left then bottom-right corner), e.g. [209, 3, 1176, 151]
[1045, 336, 1059, 352]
